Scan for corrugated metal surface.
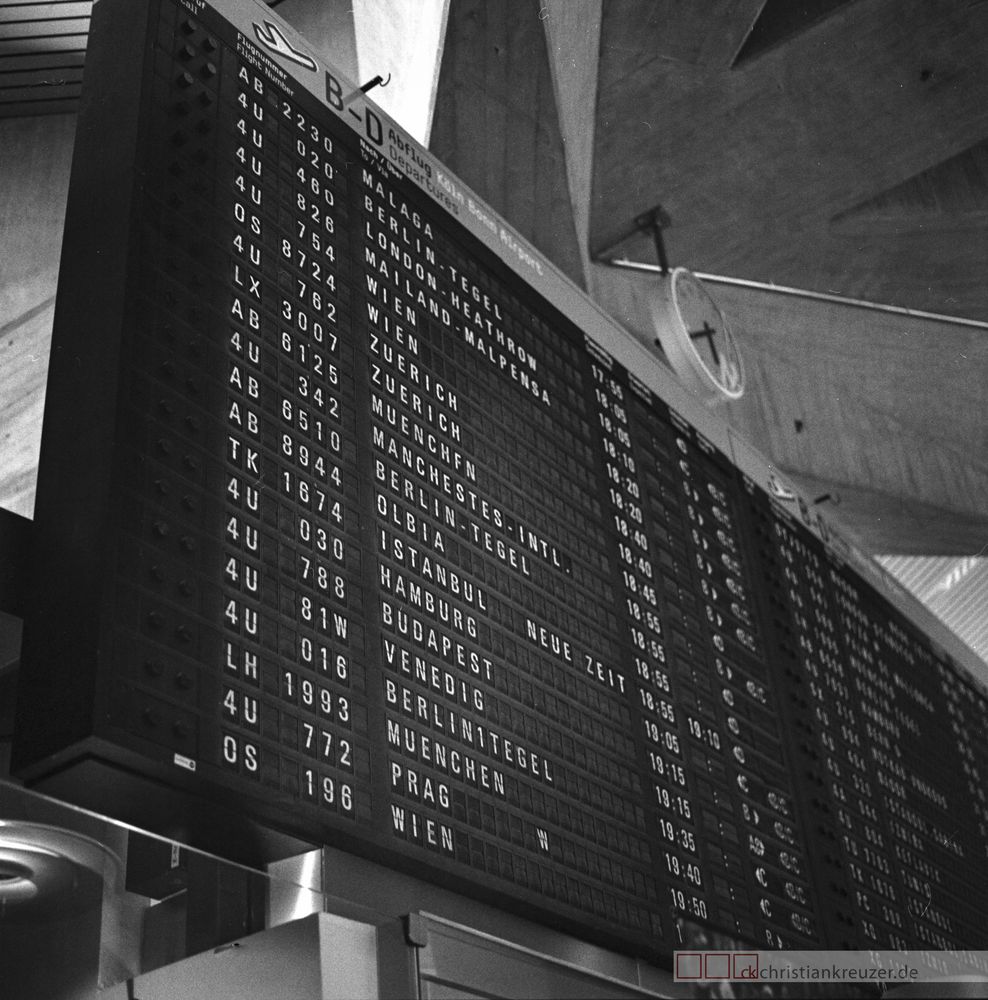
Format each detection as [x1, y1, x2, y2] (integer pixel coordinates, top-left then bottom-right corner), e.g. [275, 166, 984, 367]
[877, 555, 988, 665]
[0, 1, 93, 118]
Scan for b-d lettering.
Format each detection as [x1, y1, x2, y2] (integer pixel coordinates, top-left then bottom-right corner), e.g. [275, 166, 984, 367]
[364, 106, 383, 146]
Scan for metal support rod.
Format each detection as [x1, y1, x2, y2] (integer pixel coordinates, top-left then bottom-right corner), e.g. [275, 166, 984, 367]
[602, 258, 988, 331]
[359, 73, 391, 94]
[343, 74, 391, 107]
[590, 203, 672, 268]
[634, 206, 671, 276]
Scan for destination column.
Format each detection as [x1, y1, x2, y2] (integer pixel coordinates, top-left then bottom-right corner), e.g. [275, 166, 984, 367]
[355, 141, 659, 936]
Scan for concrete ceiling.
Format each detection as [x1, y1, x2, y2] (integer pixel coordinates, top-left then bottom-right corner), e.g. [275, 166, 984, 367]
[428, 0, 988, 559]
[590, 0, 988, 320]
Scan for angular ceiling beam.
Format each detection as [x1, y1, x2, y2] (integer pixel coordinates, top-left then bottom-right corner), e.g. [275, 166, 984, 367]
[832, 136, 988, 232]
[429, 0, 586, 288]
[541, 0, 604, 282]
[590, 0, 988, 318]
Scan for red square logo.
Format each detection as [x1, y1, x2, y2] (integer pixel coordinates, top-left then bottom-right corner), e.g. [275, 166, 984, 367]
[675, 953, 703, 980]
[733, 952, 760, 980]
[704, 953, 731, 980]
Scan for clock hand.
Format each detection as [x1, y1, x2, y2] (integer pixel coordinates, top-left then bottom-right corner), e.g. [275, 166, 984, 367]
[688, 321, 720, 365]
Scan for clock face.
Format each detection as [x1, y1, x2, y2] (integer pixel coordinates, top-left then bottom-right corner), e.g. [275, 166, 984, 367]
[672, 270, 744, 399]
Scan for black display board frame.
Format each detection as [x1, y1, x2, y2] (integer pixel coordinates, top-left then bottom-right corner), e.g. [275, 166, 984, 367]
[14, 0, 988, 968]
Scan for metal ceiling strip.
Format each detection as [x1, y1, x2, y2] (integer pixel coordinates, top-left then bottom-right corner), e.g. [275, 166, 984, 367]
[0, 80, 81, 100]
[0, 35, 88, 53]
[0, 3, 92, 21]
[0, 17, 90, 37]
[0, 95, 79, 116]
[0, 64, 82, 85]
[0, 49, 84, 68]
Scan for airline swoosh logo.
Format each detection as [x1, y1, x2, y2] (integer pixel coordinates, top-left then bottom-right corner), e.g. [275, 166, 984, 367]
[252, 20, 317, 72]
[767, 475, 795, 501]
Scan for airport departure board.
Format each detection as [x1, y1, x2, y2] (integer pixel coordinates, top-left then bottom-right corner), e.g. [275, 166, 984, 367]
[15, 0, 988, 966]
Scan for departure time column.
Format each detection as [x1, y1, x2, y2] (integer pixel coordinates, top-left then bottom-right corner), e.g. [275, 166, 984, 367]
[587, 348, 702, 941]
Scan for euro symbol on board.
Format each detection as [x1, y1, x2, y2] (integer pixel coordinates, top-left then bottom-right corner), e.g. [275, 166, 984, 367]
[252, 20, 317, 72]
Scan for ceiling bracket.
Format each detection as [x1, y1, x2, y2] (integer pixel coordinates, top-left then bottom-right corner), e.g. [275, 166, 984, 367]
[591, 203, 673, 270]
[343, 74, 391, 107]
[633, 204, 672, 276]
[360, 73, 391, 94]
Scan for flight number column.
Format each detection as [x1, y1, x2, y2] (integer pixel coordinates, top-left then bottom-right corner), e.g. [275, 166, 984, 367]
[274, 87, 368, 820]
[217, 60, 274, 791]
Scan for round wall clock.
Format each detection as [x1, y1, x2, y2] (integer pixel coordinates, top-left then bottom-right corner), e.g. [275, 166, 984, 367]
[647, 267, 745, 404]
